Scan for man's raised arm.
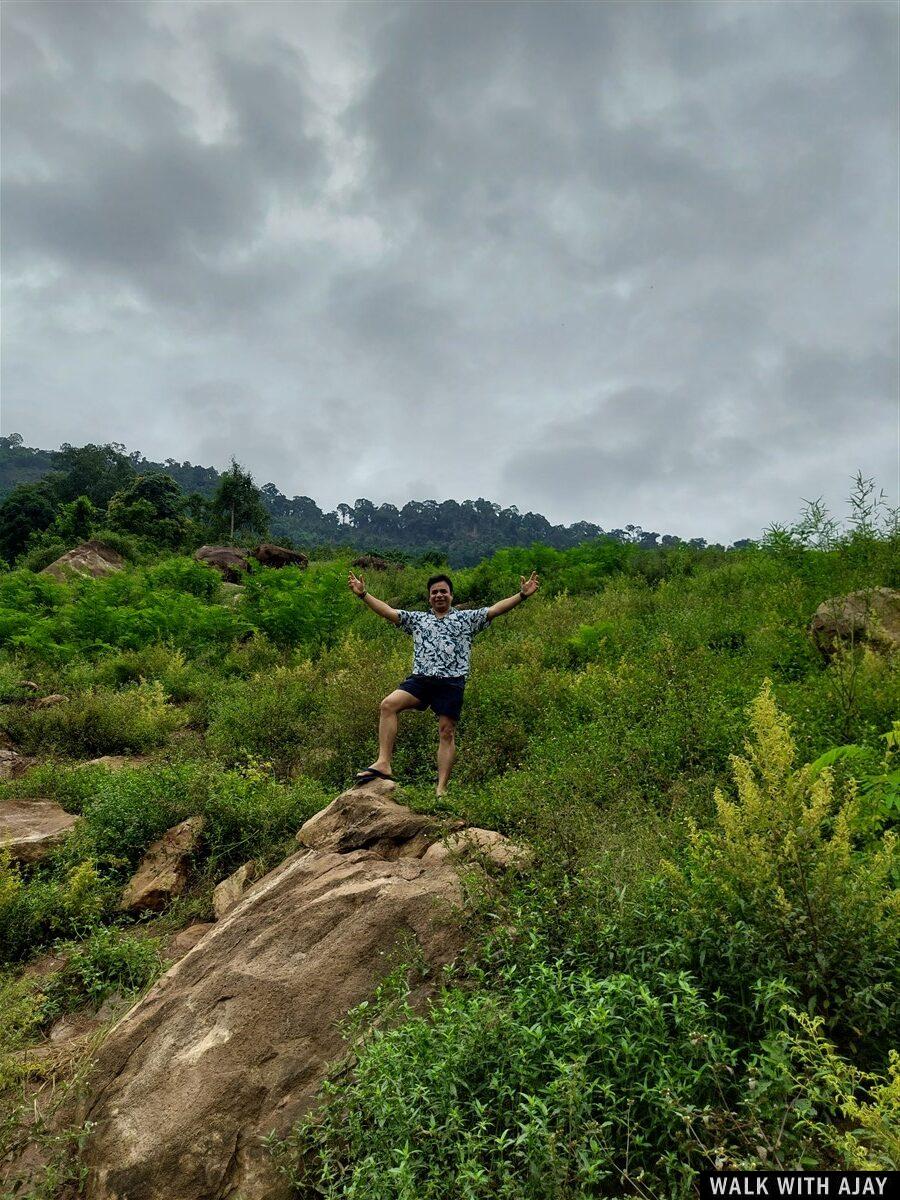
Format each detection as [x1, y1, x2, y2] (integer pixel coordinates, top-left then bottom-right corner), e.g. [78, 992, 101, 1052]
[348, 571, 401, 624]
[486, 570, 539, 621]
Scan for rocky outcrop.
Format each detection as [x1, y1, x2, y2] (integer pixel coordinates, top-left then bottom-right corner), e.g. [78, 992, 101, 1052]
[119, 817, 204, 913]
[74, 784, 525, 1200]
[250, 544, 309, 569]
[194, 546, 250, 583]
[0, 798, 80, 863]
[40, 541, 124, 582]
[810, 587, 900, 658]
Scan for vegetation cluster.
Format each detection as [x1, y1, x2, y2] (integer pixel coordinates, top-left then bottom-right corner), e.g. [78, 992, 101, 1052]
[0, 471, 897, 1196]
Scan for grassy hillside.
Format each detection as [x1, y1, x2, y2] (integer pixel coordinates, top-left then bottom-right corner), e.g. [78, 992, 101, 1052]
[1, 517, 897, 1193]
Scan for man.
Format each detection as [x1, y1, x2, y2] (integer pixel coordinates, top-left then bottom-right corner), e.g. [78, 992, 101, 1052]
[347, 569, 539, 795]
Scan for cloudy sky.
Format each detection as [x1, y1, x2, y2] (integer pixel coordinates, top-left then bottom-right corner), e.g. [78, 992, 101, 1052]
[2, 0, 898, 542]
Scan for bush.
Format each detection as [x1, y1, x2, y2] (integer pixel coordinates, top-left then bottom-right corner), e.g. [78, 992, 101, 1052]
[0, 856, 111, 965]
[59, 762, 330, 880]
[663, 681, 900, 1057]
[0, 680, 186, 756]
[241, 563, 353, 651]
[51, 925, 166, 1009]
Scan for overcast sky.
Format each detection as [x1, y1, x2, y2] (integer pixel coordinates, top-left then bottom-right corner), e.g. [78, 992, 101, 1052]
[2, 0, 898, 542]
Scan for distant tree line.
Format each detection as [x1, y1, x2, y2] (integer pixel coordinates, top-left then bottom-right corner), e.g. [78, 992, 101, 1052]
[0, 435, 736, 569]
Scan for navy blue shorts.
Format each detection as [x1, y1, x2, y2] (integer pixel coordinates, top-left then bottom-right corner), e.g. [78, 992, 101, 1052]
[397, 674, 466, 720]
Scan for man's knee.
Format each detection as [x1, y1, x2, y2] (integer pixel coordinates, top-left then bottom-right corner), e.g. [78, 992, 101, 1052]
[439, 720, 456, 742]
[380, 695, 399, 716]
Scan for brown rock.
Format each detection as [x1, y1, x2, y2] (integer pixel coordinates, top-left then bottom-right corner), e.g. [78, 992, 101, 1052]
[423, 827, 532, 872]
[120, 817, 204, 913]
[0, 798, 80, 864]
[167, 923, 216, 960]
[811, 587, 900, 658]
[23, 949, 70, 979]
[296, 780, 438, 857]
[193, 546, 250, 583]
[250, 543, 309, 569]
[17, 680, 39, 691]
[40, 541, 124, 582]
[212, 862, 257, 920]
[35, 693, 67, 708]
[84, 755, 149, 771]
[352, 554, 404, 571]
[72, 787, 512, 1200]
[0, 748, 37, 780]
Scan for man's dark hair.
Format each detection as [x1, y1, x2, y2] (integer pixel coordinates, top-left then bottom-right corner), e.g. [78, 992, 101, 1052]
[426, 573, 454, 596]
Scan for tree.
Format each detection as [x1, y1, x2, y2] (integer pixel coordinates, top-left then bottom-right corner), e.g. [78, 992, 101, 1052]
[107, 473, 188, 545]
[50, 443, 135, 507]
[0, 481, 57, 562]
[210, 459, 269, 543]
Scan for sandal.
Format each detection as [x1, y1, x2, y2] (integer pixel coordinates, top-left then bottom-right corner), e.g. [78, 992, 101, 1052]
[353, 768, 396, 786]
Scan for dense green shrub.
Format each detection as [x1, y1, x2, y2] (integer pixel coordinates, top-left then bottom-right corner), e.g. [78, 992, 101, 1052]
[662, 682, 899, 1058]
[0, 681, 186, 755]
[241, 563, 353, 650]
[59, 762, 329, 879]
[0, 856, 112, 964]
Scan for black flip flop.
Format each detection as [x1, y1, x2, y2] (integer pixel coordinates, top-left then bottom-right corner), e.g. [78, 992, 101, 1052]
[353, 768, 395, 786]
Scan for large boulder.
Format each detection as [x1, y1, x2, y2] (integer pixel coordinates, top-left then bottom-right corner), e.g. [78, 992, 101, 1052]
[0, 798, 80, 864]
[810, 587, 900, 658]
[40, 541, 124, 582]
[73, 785, 524, 1200]
[193, 545, 250, 583]
[250, 543, 309, 569]
[119, 817, 204, 913]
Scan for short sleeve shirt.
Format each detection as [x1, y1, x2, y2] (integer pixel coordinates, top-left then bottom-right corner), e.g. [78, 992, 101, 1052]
[395, 607, 491, 677]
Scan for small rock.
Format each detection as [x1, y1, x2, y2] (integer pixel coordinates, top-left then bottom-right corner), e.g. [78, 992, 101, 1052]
[23, 949, 70, 979]
[120, 817, 204, 914]
[0, 798, 80, 864]
[0, 748, 37, 781]
[423, 827, 532, 872]
[811, 587, 900, 658]
[17, 680, 39, 691]
[167, 923, 215, 960]
[49, 1012, 103, 1044]
[93, 990, 128, 1023]
[35, 694, 67, 709]
[213, 862, 258, 920]
[84, 755, 148, 771]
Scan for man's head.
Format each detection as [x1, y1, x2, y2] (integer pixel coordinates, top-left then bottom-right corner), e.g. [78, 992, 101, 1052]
[426, 573, 453, 615]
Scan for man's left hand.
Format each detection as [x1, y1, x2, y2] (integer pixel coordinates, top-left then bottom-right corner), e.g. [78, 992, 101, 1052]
[520, 571, 539, 597]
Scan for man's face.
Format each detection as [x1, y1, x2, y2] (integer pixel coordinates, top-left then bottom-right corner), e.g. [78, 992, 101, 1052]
[428, 581, 452, 615]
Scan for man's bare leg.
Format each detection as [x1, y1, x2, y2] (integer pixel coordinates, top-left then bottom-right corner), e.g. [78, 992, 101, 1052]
[367, 689, 422, 776]
[436, 716, 457, 796]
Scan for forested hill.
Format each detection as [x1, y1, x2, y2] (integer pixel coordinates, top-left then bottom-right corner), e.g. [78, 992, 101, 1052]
[0, 435, 727, 566]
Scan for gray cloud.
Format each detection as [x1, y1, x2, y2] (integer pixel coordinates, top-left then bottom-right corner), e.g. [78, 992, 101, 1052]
[2, 0, 897, 542]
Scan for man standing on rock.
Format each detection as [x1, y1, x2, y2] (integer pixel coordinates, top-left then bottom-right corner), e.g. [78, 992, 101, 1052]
[347, 570, 539, 796]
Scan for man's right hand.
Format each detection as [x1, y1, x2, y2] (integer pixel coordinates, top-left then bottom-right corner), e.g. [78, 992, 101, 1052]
[348, 571, 367, 597]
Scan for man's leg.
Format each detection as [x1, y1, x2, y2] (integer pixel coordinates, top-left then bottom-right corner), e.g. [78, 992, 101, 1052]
[436, 715, 457, 796]
[368, 689, 422, 775]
